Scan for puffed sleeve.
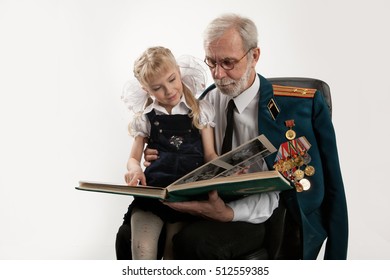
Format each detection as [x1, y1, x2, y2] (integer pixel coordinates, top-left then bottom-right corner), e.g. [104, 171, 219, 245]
[128, 113, 150, 138]
[198, 99, 215, 127]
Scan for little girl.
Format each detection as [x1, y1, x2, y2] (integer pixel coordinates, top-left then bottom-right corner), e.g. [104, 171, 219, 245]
[121, 46, 218, 259]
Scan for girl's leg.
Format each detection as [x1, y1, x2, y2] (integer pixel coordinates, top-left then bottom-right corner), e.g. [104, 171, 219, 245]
[131, 207, 164, 260]
[163, 222, 186, 260]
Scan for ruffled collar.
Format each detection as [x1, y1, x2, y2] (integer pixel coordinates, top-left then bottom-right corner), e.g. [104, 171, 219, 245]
[143, 95, 191, 115]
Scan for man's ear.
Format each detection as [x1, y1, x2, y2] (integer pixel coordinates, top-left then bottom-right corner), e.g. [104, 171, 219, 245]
[252, 47, 260, 63]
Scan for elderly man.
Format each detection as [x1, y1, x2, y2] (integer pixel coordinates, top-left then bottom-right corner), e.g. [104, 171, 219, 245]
[116, 13, 348, 260]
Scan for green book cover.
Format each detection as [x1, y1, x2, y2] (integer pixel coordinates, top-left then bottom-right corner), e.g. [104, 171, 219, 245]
[165, 170, 291, 202]
[77, 135, 293, 201]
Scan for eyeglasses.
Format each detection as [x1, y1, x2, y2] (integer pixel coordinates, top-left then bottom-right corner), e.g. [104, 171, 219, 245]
[204, 48, 253, 70]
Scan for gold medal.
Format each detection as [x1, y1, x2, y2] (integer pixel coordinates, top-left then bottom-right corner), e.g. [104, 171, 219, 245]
[293, 155, 304, 167]
[273, 163, 281, 172]
[284, 119, 296, 140]
[285, 129, 296, 140]
[293, 169, 305, 181]
[283, 159, 294, 171]
[294, 182, 303, 192]
[304, 165, 316, 176]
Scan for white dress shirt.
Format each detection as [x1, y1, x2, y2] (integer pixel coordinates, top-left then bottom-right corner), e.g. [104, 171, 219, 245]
[204, 75, 279, 223]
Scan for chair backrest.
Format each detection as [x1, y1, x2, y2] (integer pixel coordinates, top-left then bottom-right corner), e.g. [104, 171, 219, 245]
[268, 77, 332, 118]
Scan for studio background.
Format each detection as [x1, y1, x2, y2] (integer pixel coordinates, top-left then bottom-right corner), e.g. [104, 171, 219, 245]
[0, 0, 388, 259]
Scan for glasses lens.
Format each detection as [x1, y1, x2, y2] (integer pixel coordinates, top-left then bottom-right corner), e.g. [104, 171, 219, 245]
[204, 58, 216, 68]
[221, 60, 235, 70]
[204, 48, 252, 70]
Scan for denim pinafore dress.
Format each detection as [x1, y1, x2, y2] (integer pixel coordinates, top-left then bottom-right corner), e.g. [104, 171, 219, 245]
[126, 110, 204, 222]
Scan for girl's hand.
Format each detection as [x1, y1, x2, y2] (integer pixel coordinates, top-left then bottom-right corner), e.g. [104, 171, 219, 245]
[124, 165, 147, 186]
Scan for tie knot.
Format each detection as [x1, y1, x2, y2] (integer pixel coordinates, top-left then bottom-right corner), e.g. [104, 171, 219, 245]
[226, 99, 236, 118]
[227, 99, 235, 110]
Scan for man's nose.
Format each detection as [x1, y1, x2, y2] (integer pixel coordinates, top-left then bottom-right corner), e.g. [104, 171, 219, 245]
[213, 64, 227, 79]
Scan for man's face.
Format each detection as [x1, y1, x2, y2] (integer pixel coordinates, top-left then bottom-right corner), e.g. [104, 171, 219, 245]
[204, 28, 258, 97]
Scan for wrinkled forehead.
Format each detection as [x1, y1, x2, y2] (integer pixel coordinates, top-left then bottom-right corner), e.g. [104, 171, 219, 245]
[205, 29, 244, 59]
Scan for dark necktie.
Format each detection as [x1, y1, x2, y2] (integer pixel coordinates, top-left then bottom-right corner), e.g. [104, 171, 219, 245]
[221, 99, 236, 154]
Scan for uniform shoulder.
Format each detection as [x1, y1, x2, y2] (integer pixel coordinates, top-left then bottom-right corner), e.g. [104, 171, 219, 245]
[272, 84, 316, 98]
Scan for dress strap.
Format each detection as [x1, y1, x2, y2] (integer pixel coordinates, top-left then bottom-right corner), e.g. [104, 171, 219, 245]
[146, 109, 157, 122]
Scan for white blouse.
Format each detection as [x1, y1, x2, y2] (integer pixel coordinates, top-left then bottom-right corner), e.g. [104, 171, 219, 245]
[129, 95, 215, 138]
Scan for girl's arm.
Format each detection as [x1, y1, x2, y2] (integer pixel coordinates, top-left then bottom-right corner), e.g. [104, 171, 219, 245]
[201, 125, 218, 162]
[125, 136, 148, 186]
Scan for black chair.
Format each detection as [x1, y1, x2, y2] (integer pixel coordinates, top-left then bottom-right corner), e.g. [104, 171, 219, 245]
[239, 77, 332, 260]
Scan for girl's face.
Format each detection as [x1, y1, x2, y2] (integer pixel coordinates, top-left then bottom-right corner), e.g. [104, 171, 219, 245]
[144, 66, 183, 114]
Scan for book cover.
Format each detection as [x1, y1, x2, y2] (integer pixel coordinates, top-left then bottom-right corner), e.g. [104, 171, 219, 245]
[77, 170, 291, 202]
[76, 135, 293, 201]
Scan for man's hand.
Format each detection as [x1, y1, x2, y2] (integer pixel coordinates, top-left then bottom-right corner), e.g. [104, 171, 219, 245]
[163, 190, 234, 222]
[143, 146, 159, 167]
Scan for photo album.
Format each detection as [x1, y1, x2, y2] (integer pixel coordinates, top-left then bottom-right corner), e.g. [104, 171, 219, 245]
[76, 135, 292, 202]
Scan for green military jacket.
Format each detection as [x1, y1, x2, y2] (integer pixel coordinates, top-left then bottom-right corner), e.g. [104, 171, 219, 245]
[201, 74, 348, 259]
[257, 75, 348, 259]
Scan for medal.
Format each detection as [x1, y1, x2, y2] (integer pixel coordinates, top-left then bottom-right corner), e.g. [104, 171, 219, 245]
[293, 169, 305, 181]
[293, 154, 304, 167]
[294, 182, 304, 192]
[304, 165, 316, 176]
[303, 153, 311, 164]
[285, 129, 296, 140]
[275, 125, 315, 192]
[285, 119, 296, 140]
[299, 178, 311, 191]
[273, 161, 283, 172]
[283, 159, 294, 171]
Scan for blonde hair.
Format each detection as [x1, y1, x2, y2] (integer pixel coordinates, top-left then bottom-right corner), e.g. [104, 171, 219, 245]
[133, 46, 203, 129]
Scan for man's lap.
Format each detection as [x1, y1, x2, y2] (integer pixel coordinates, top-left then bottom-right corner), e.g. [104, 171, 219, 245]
[172, 220, 265, 259]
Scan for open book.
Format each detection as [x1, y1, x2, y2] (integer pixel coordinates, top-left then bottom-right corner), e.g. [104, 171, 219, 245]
[77, 135, 292, 202]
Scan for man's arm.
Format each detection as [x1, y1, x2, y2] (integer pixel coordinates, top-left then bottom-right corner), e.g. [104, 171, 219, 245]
[164, 190, 279, 223]
[163, 190, 234, 222]
[227, 191, 279, 223]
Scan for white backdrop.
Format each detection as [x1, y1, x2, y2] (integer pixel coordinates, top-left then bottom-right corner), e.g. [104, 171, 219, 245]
[0, 0, 389, 260]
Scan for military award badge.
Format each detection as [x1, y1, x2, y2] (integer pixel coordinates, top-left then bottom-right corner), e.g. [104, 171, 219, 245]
[273, 120, 316, 192]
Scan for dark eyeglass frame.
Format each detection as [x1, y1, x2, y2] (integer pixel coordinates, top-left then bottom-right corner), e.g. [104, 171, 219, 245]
[204, 48, 254, 70]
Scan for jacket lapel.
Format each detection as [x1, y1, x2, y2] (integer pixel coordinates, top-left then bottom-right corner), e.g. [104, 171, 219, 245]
[257, 75, 288, 169]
